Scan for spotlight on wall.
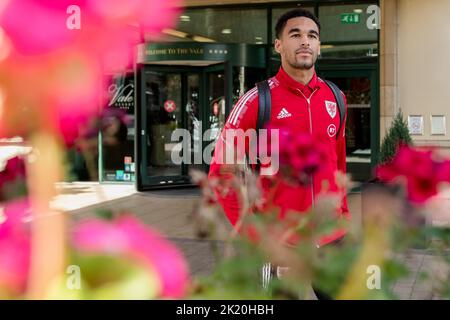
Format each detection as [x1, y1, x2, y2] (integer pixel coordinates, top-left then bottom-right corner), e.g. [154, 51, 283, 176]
[221, 29, 232, 34]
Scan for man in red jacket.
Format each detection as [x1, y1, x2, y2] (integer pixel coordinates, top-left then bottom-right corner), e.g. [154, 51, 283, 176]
[208, 8, 350, 298]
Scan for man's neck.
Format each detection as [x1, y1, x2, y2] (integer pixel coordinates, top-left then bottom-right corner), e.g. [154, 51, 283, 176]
[282, 63, 315, 86]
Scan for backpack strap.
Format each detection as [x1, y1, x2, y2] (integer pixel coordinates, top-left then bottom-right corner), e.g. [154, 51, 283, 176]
[251, 80, 271, 172]
[324, 80, 346, 140]
[256, 80, 272, 131]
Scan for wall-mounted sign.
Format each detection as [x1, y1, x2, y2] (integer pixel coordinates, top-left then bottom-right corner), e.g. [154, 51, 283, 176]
[431, 115, 446, 135]
[164, 100, 176, 113]
[408, 115, 423, 135]
[137, 43, 266, 68]
[107, 74, 134, 112]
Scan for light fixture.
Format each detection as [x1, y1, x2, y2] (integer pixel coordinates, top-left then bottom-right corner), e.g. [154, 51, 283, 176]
[162, 28, 216, 42]
[221, 29, 232, 34]
[255, 41, 263, 45]
[255, 36, 263, 40]
[180, 15, 190, 22]
[191, 35, 216, 43]
[162, 28, 188, 38]
[353, 9, 363, 13]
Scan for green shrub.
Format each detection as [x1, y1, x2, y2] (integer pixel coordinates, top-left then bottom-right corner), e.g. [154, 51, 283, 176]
[378, 110, 413, 165]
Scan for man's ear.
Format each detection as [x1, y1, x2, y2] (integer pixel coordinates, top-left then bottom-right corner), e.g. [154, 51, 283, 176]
[274, 38, 282, 54]
[318, 41, 321, 56]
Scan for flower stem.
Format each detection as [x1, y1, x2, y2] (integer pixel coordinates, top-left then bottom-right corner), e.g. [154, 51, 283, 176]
[26, 133, 66, 299]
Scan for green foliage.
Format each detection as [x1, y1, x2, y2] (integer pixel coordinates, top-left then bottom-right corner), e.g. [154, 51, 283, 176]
[191, 243, 271, 300]
[95, 208, 115, 220]
[0, 179, 27, 201]
[378, 110, 413, 165]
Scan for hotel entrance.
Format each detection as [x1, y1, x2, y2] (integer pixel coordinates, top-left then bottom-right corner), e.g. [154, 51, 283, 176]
[138, 64, 226, 188]
[136, 43, 266, 190]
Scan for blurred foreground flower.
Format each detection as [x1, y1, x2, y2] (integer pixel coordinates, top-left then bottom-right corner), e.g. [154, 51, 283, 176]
[276, 127, 329, 186]
[70, 214, 190, 299]
[376, 145, 450, 204]
[0, 198, 31, 299]
[192, 134, 450, 300]
[0, 0, 181, 56]
[0, 0, 181, 145]
[0, 156, 27, 201]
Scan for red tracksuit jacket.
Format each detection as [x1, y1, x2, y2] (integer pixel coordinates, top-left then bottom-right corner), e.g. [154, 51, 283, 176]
[209, 67, 350, 247]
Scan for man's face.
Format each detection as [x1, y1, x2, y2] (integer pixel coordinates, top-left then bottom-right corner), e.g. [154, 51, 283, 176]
[275, 16, 321, 70]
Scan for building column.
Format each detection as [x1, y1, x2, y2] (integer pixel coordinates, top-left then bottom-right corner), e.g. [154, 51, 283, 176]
[379, 0, 399, 143]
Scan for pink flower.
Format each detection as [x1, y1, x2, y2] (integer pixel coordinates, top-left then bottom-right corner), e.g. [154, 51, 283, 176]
[0, 0, 181, 55]
[0, 156, 26, 189]
[437, 160, 450, 184]
[72, 215, 190, 298]
[0, 0, 79, 55]
[376, 145, 450, 204]
[0, 0, 181, 145]
[270, 125, 329, 186]
[0, 198, 31, 295]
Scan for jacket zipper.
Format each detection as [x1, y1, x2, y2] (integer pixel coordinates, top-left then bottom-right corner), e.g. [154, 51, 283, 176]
[297, 88, 319, 210]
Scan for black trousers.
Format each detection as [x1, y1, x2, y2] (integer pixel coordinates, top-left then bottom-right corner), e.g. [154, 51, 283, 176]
[262, 236, 345, 300]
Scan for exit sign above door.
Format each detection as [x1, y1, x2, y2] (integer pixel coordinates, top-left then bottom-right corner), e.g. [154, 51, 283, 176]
[341, 13, 361, 24]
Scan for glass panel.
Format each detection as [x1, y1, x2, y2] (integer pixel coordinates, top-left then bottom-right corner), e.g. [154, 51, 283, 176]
[319, 4, 378, 43]
[320, 43, 378, 59]
[207, 71, 225, 142]
[102, 72, 135, 182]
[186, 74, 203, 172]
[170, 8, 267, 44]
[199, 69, 226, 167]
[323, 76, 372, 181]
[144, 71, 183, 178]
[232, 66, 266, 102]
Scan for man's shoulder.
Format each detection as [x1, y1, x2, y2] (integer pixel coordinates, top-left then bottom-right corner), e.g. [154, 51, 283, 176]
[228, 77, 280, 127]
[235, 77, 280, 105]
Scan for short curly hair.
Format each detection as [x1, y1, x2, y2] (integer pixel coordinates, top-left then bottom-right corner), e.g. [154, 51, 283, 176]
[275, 8, 321, 39]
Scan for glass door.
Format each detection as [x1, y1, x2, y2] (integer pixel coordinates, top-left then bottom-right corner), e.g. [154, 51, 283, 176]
[141, 69, 186, 186]
[138, 64, 226, 189]
[317, 67, 379, 182]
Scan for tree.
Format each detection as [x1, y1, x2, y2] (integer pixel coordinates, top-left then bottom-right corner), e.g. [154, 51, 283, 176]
[378, 110, 413, 165]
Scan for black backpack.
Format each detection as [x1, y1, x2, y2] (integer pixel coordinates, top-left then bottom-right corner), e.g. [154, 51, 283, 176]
[256, 79, 346, 139]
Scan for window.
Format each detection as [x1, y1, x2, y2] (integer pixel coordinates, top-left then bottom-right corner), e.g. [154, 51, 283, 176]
[320, 43, 378, 59]
[101, 72, 136, 182]
[319, 4, 378, 43]
[167, 8, 268, 44]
